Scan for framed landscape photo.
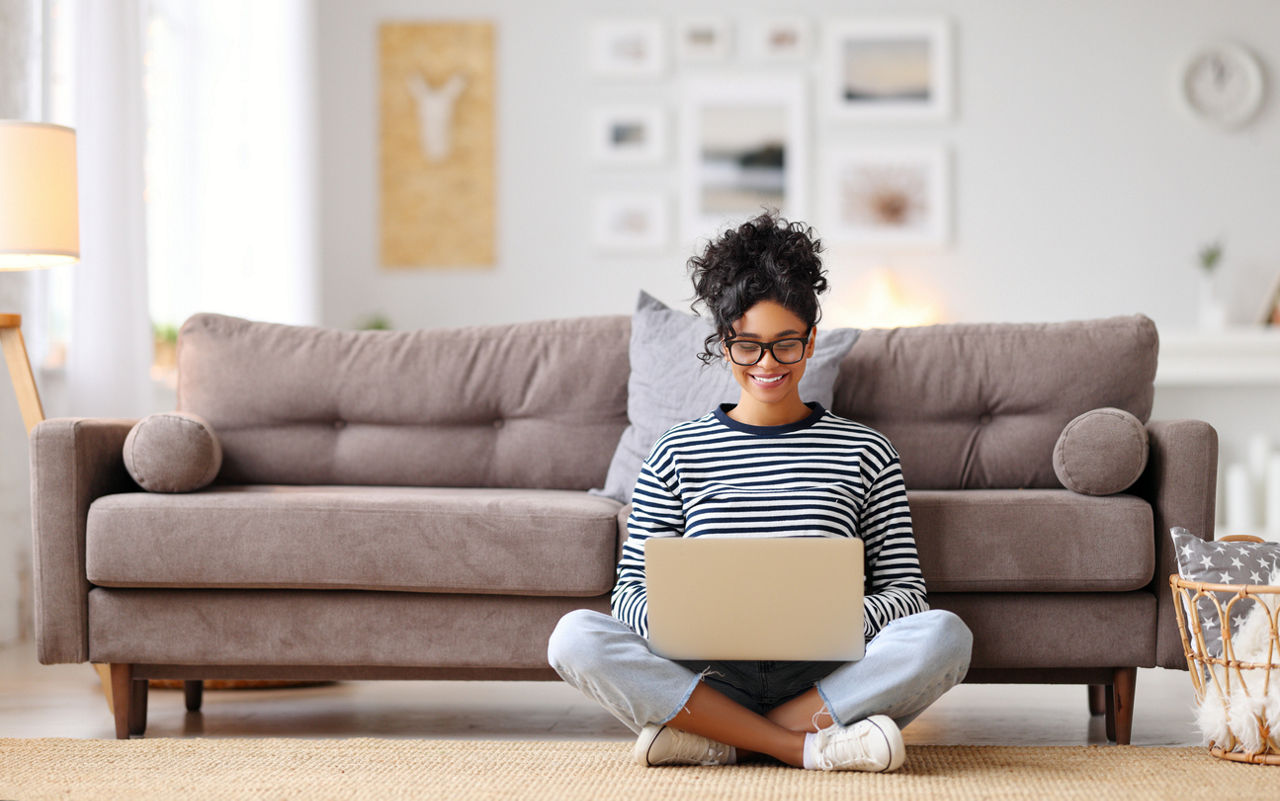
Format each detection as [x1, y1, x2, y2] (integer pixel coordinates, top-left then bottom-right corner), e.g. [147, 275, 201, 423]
[742, 16, 811, 63]
[680, 76, 807, 237]
[593, 192, 669, 253]
[589, 20, 665, 78]
[825, 18, 952, 120]
[820, 147, 949, 245]
[590, 106, 667, 165]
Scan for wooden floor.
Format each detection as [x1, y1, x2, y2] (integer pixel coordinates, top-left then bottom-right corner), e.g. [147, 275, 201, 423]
[0, 641, 1201, 746]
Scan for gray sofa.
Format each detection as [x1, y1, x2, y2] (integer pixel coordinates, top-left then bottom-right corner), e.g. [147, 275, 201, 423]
[30, 312, 1218, 741]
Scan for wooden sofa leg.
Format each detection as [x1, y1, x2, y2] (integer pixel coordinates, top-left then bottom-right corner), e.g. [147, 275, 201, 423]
[184, 680, 204, 712]
[109, 664, 133, 739]
[1087, 684, 1106, 716]
[110, 664, 149, 738]
[1108, 667, 1136, 745]
[129, 677, 149, 736]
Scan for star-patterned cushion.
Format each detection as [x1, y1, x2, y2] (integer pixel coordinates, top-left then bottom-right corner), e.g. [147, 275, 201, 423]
[1170, 526, 1280, 658]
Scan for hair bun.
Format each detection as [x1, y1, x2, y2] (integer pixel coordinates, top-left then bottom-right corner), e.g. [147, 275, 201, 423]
[688, 211, 827, 364]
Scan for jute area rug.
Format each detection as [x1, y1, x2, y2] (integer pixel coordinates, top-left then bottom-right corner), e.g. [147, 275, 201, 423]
[1, 738, 1274, 801]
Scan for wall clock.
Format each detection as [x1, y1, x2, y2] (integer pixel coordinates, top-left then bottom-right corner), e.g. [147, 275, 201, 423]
[1180, 42, 1266, 129]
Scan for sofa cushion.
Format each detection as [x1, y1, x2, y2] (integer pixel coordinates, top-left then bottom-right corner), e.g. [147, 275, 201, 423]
[1170, 526, 1280, 658]
[593, 290, 860, 504]
[88, 589, 609, 669]
[930, 592, 1157, 668]
[86, 486, 622, 596]
[832, 315, 1157, 489]
[911, 489, 1154, 592]
[1053, 407, 1149, 495]
[123, 412, 222, 493]
[177, 313, 631, 489]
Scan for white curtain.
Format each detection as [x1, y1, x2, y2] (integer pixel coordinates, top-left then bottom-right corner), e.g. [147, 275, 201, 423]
[145, 0, 318, 329]
[64, 0, 153, 418]
[0, 0, 43, 647]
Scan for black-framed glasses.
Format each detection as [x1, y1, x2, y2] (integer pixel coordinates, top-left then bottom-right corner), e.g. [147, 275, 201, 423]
[724, 329, 812, 366]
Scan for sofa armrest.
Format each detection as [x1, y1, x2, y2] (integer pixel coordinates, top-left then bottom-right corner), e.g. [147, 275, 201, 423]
[30, 418, 138, 664]
[1136, 418, 1218, 669]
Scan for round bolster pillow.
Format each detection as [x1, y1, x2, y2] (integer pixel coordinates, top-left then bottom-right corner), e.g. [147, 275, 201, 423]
[1052, 407, 1149, 496]
[123, 412, 222, 493]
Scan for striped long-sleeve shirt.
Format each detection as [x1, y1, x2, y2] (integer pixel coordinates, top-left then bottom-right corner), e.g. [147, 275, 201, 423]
[610, 402, 929, 642]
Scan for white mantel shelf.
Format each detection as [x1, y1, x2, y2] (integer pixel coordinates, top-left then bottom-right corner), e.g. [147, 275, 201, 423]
[1156, 328, 1280, 387]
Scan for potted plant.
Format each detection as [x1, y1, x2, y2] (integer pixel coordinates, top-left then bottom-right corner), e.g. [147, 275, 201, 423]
[1197, 240, 1227, 331]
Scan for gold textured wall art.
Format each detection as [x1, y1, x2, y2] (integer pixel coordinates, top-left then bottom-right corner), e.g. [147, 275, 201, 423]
[379, 22, 495, 268]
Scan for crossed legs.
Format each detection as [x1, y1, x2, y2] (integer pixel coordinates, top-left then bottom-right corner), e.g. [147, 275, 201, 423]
[546, 608, 972, 765]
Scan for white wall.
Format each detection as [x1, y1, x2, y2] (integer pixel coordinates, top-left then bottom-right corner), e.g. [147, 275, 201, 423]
[317, 0, 1280, 332]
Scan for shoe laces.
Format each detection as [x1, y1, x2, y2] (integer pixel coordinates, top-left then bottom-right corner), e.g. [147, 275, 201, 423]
[665, 728, 733, 765]
[816, 722, 884, 771]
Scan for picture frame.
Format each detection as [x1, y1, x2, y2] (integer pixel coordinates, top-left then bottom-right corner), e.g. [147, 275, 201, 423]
[820, 147, 950, 245]
[589, 20, 665, 78]
[379, 22, 496, 268]
[824, 18, 952, 120]
[675, 17, 732, 64]
[590, 106, 667, 165]
[742, 16, 811, 63]
[593, 192, 669, 253]
[680, 76, 808, 237]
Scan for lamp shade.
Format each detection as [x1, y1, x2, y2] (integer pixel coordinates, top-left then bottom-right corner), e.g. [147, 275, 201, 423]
[0, 120, 79, 270]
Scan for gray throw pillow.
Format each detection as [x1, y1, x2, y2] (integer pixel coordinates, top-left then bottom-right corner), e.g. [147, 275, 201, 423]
[1170, 526, 1280, 658]
[123, 412, 223, 492]
[592, 290, 860, 504]
[1053, 407, 1149, 495]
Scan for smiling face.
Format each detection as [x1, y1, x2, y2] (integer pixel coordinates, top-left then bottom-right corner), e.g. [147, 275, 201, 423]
[723, 299, 816, 427]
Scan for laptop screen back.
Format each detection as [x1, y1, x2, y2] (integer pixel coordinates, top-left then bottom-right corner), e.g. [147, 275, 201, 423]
[644, 537, 865, 661]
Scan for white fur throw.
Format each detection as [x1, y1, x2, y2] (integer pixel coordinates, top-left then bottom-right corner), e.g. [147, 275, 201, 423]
[1195, 566, 1280, 756]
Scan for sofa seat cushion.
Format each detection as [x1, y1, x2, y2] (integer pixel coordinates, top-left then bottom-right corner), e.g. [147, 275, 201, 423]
[86, 486, 622, 596]
[911, 489, 1154, 592]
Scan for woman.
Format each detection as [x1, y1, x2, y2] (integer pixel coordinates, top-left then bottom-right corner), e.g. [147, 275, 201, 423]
[548, 212, 972, 771]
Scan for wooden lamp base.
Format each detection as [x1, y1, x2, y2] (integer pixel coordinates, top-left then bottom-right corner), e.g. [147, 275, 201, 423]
[0, 313, 44, 435]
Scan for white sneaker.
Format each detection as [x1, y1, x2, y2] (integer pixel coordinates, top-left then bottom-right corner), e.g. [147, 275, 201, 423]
[812, 715, 905, 772]
[633, 724, 736, 766]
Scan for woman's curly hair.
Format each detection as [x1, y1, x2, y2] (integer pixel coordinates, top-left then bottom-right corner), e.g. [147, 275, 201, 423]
[688, 211, 828, 364]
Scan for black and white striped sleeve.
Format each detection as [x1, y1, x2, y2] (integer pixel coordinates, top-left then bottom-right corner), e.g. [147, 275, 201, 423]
[610, 452, 685, 638]
[860, 457, 930, 640]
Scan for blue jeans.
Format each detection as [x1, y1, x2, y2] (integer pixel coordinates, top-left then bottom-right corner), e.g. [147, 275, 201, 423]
[547, 608, 972, 734]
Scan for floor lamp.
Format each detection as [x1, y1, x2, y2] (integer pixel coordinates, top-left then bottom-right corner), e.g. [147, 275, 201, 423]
[0, 120, 79, 432]
[0, 120, 80, 692]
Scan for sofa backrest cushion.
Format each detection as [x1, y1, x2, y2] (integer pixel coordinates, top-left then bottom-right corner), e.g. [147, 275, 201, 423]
[177, 313, 630, 489]
[830, 315, 1157, 490]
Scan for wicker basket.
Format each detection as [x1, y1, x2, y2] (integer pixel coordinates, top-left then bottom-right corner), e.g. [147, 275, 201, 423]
[1171, 555, 1280, 765]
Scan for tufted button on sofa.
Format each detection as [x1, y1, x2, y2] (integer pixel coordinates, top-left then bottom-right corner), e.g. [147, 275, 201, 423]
[30, 312, 1216, 741]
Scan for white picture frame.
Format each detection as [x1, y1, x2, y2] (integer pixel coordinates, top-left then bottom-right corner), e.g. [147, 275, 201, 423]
[590, 106, 667, 165]
[593, 192, 669, 253]
[820, 147, 950, 245]
[824, 18, 952, 121]
[680, 76, 808, 238]
[589, 20, 665, 78]
[676, 17, 732, 64]
[742, 16, 811, 63]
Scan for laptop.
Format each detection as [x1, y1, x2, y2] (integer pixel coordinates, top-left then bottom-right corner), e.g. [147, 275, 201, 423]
[644, 536, 865, 661]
